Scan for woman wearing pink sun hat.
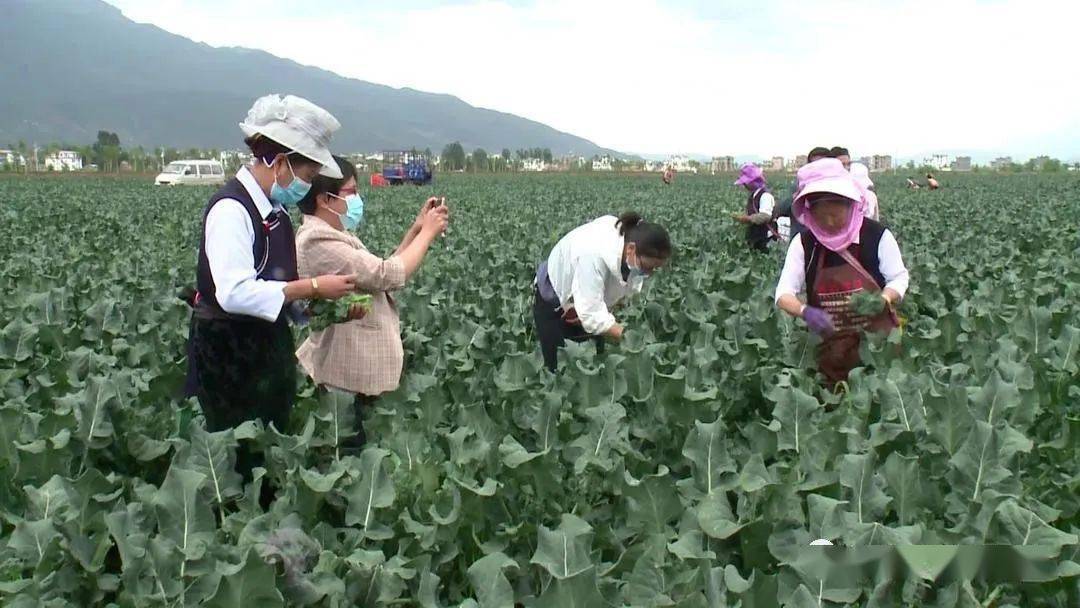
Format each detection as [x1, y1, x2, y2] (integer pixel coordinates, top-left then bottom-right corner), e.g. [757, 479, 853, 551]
[774, 158, 910, 384]
[731, 163, 784, 251]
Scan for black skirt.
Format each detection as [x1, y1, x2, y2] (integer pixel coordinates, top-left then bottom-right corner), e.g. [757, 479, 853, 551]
[186, 315, 296, 433]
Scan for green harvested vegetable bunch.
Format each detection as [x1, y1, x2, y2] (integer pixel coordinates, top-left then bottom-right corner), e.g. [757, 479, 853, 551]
[849, 291, 888, 316]
[308, 294, 373, 332]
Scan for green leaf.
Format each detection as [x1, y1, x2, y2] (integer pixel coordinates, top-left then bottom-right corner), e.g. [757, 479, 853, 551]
[838, 453, 890, 525]
[623, 466, 682, 534]
[0, 318, 38, 362]
[770, 385, 822, 454]
[72, 374, 121, 450]
[467, 552, 518, 608]
[312, 388, 357, 461]
[530, 568, 607, 608]
[343, 447, 396, 532]
[151, 466, 214, 558]
[697, 493, 744, 540]
[948, 421, 1032, 502]
[896, 545, 957, 581]
[184, 426, 244, 510]
[204, 549, 285, 608]
[682, 415, 736, 496]
[667, 530, 716, 561]
[990, 500, 1079, 548]
[881, 453, 921, 526]
[530, 513, 594, 580]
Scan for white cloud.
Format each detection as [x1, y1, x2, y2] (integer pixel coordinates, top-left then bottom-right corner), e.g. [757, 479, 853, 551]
[104, 0, 1080, 157]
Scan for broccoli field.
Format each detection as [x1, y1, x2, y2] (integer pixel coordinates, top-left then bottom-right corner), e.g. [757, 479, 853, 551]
[0, 172, 1078, 606]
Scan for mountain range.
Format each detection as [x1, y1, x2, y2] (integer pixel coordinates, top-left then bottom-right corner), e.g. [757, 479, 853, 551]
[0, 0, 620, 157]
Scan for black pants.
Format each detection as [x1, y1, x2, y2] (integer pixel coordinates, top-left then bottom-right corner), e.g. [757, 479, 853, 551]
[343, 393, 377, 453]
[188, 316, 296, 479]
[533, 288, 604, 371]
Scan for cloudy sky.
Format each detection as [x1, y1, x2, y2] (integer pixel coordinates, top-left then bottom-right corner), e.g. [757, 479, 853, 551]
[103, 0, 1080, 160]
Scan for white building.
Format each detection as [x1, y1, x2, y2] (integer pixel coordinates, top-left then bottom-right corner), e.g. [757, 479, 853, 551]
[709, 156, 735, 173]
[644, 160, 665, 172]
[0, 150, 26, 167]
[924, 154, 951, 171]
[44, 150, 83, 171]
[592, 155, 614, 171]
[668, 155, 696, 173]
[522, 158, 547, 172]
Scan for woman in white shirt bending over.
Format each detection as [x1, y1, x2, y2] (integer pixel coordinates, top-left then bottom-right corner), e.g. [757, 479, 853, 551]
[534, 212, 673, 371]
[774, 158, 909, 386]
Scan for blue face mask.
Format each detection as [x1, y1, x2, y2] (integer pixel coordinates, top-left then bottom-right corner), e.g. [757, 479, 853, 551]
[266, 155, 311, 207]
[329, 193, 364, 231]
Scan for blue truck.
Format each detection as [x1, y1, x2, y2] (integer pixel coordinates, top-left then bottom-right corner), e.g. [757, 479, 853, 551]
[381, 150, 432, 186]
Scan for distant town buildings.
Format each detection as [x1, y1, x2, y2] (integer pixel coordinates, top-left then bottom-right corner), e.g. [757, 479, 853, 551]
[43, 150, 83, 171]
[0, 149, 27, 168]
[951, 156, 972, 172]
[1030, 156, 1051, 171]
[794, 155, 809, 169]
[709, 156, 735, 174]
[522, 158, 548, 172]
[592, 155, 614, 171]
[991, 157, 1013, 171]
[667, 155, 695, 173]
[870, 155, 893, 172]
[924, 154, 951, 171]
[769, 156, 785, 172]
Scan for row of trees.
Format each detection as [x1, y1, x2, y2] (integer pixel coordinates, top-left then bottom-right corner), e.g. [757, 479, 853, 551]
[1, 131, 232, 174]
[439, 142, 558, 172]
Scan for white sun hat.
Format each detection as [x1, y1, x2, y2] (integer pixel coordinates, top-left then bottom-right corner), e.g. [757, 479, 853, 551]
[239, 94, 343, 178]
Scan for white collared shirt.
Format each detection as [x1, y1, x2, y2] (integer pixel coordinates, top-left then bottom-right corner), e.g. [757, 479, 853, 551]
[202, 166, 288, 322]
[774, 229, 909, 303]
[546, 215, 645, 335]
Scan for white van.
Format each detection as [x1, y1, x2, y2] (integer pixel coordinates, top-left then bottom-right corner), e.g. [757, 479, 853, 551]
[155, 160, 226, 186]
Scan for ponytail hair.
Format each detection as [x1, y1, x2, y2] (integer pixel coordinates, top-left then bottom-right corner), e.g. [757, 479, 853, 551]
[616, 211, 672, 259]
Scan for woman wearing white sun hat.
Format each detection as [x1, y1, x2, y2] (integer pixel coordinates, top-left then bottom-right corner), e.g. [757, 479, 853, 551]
[184, 94, 359, 465]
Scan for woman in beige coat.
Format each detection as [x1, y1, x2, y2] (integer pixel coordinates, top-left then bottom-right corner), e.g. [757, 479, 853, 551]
[295, 156, 449, 447]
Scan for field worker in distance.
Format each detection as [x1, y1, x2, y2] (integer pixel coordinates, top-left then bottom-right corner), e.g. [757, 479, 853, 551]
[776, 146, 831, 239]
[185, 94, 358, 470]
[927, 173, 940, 190]
[849, 162, 880, 221]
[774, 158, 909, 385]
[731, 163, 785, 250]
[534, 213, 672, 371]
[830, 146, 852, 170]
[662, 166, 674, 185]
[294, 156, 449, 448]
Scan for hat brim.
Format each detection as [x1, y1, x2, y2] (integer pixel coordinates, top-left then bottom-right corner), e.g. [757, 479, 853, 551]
[238, 122, 343, 179]
[794, 177, 862, 204]
[734, 175, 760, 186]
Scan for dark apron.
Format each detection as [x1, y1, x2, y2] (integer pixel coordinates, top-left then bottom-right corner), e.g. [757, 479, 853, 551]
[811, 246, 897, 385]
[186, 309, 295, 433]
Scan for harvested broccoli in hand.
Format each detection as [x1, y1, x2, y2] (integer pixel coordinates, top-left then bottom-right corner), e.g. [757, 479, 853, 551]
[850, 291, 887, 316]
[308, 294, 373, 332]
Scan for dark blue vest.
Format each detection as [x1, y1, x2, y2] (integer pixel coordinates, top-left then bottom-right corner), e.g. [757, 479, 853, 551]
[195, 178, 298, 321]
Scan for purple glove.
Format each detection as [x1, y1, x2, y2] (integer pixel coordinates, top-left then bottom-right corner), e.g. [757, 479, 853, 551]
[802, 306, 835, 336]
